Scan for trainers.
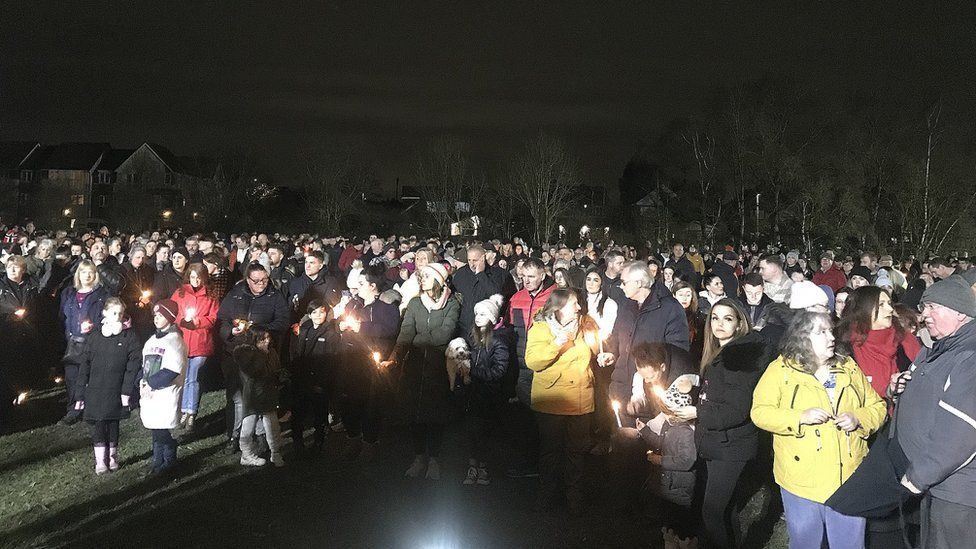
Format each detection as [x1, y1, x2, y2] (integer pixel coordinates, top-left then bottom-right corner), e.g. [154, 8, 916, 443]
[241, 454, 267, 467]
[270, 452, 285, 468]
[178, 413, 189, 429]
[185, 414, 196, 432]
[477, 467, 490, 485]
[425, 458, 441, 481]
[463, 466, 478, 485]
[405, 455, 427, 478]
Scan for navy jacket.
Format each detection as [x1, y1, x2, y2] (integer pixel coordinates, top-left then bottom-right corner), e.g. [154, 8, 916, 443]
[217, 281, 290, 346]
[609, 283, 691, 402]
[451, 265, 517, 337]
[285, 272, 342, 320]
[60, 286, 108, 338]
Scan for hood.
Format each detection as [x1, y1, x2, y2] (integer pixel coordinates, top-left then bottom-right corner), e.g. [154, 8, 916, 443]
[717, 331, 770, 372]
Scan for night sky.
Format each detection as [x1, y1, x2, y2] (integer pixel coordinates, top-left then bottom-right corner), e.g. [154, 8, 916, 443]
[3, 2, 975, 190]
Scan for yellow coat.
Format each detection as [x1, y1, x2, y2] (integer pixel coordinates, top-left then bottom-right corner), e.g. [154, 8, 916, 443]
[751, 355, 887, 503]
[524, 318, 597, 416]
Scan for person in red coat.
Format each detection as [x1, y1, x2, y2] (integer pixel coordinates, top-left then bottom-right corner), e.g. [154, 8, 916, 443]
[170, 263, 219, 430]
[837, 285, 921, 403]
[812, 253, 848, 293]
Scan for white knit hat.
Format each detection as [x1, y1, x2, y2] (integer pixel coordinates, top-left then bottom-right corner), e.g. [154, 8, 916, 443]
[474, 294, 504, 323]
[789, 280, 829, 310]
[346, 267, 362, 289]
[422, 263, 449, 286]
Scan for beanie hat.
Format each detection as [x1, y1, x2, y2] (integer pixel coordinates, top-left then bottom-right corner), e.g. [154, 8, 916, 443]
[921, 277, 976, 317]
[786, 250, 800, 261]
[153, 299, 179, 324]
[422, 262, 449, 286]
[171, 247, 190, 261]
[958, 268, 976, 287]
[721, 251, 738, 261]
[848, 266, 874, 283]
[789, 281, 829, 310]
[875, 270, 893, 289]
[473, 294, 504, 324]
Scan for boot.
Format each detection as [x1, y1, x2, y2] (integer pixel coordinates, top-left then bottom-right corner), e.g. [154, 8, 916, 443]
[108, 444, 119, 471]
[94, 445, 109, 475]
[178, 413, 189, 429]
[185, 414, 196, 432]
[160, 440, 178, 472]
[240, 438, 266, 466]
[224, 437, 240, 456]
[405, 455, 427, 478]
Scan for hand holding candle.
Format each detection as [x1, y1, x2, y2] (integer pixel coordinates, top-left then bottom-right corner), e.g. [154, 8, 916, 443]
[140, 290, 152, 307]
[185, 307, 196, 322]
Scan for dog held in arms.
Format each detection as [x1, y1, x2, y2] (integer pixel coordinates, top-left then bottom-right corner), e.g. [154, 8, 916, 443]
[445, 337, 472, 391]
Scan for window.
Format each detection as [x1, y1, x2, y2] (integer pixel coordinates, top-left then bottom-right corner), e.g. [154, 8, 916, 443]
[97, 171, 113, 184]
[20, 170, 32, 182]
[71, 194, 85, 205]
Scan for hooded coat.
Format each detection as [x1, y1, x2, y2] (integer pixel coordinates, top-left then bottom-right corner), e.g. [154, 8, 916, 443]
[696, 331, 772, 462]
[392, 294, 460, 423]
[77, 327, 142, 421]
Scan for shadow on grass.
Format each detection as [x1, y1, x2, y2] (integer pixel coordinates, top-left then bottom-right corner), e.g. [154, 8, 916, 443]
[3, 443, 233, 548]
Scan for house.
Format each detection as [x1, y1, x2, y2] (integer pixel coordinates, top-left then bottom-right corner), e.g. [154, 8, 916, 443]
[0, 142, 41, 221]
[112, 143, 217, 228]
[16, 142, 113, 226]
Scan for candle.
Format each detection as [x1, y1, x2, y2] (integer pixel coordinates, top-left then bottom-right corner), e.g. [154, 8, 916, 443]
[611, 400, 623, 428]
[54, 376, 64, 384]
[14, 391, 28, 406]
[372, 352, 382, 368]
[14, 308, 26, 319]
[185, 307, 196, 321]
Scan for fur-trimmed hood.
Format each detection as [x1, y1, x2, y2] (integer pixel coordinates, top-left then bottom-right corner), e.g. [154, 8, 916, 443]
[715, 331, 771, 372]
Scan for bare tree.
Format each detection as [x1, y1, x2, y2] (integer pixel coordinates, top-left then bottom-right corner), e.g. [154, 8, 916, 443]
[415, 137, 484, 236]
[508, 134, 581, 245]
[303, 145, 373, 234]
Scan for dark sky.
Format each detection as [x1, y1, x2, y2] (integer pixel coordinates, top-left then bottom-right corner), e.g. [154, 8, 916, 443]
[3, 2, 975, 191]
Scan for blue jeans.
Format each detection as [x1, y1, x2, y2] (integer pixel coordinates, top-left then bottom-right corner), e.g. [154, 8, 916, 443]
[781, 487, 865, 549]
[181, 356, 207, 414]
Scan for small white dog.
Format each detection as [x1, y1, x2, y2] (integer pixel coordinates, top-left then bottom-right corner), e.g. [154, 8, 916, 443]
[445, 337, 472, 391]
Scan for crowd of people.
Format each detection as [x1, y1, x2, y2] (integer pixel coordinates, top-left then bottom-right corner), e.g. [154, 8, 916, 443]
[1, 223, 975, 549]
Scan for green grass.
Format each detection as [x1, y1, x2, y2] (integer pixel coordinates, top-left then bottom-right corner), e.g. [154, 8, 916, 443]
[1, 390, 789, 548]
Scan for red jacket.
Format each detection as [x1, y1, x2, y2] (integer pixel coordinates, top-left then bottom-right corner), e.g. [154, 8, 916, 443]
[170, 284, 219, 357]
[338, 247, 363, 273]
[507, 281, 556, 370]
[812, 266, 848, 292]
[850, 326, 921, 400]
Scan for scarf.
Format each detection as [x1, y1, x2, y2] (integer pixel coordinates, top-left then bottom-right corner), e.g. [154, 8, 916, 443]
[545, 314, 579, 344]
[420, 286, 452, 312]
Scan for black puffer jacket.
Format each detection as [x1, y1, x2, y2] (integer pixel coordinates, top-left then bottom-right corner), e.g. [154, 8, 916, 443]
[233, 344, 281, 416]
[458, 326, 511, 418]
[695, 330, 772, 461]
[77, 328, 142, 421]
[290, 319, 340, 392]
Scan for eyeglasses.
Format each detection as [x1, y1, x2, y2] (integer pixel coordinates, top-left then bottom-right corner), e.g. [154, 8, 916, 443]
[247, 277, 270, 285]
[917, 302, 938, 313]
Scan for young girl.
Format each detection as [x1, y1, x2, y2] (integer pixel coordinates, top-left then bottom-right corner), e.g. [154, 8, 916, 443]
[233, 328, 285, 467]
[460, 294, 510, 486]
[289, 300, 340, 455]
[76, 298, 142, 474]
[140, 299, 188, 476]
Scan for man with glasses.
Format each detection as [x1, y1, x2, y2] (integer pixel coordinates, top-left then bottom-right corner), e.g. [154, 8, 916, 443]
[890, 276, 976, 548]
[608, 261, 690, 406]
[217, 263, 290, 452]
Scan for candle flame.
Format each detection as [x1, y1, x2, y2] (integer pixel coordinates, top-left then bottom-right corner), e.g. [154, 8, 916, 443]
[141, 290, 152, 299]
[14, 392, 28, 406]
[54, 376, 64, 384]
[372, 352, 381, 364]
[14, 308, 26, 318]
[611, 400, 621, 411]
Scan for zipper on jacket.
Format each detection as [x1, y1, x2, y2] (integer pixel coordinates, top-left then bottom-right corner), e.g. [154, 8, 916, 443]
[789, 385, 800, 409]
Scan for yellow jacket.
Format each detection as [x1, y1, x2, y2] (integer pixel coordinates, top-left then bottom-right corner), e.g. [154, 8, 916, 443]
[751, 355, 887, 503]
[524, 318, 597, 416]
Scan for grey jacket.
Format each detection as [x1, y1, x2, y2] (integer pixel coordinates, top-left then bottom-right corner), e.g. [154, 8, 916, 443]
[895, 319, 976, 508]
[640, 419, 697, 507]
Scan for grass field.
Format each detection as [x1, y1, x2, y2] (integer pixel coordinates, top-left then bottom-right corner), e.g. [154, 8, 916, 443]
[0, 389, 789, 548]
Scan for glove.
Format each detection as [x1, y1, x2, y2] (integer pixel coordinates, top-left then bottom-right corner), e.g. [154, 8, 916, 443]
[180, 319, 196, 330]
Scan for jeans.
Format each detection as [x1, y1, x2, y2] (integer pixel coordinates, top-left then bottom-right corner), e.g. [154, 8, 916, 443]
[225, 387, 243, 439]
[151, 429, 177, 470]
[181, 356, 207, 414]
[702, 459, 748, 549]
[780, 487, 865, 549]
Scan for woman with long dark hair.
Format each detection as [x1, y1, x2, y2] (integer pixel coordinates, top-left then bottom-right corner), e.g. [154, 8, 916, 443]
[672, 281, 705, 363]
[672, 297, 771, 549]
[836, 285, 921, 401]
[170, 263, 219, 430]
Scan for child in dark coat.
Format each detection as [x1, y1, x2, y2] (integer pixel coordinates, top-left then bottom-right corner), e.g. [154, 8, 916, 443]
[233, 328, 284, 467]
[289, 300, 340, 454]
[460, 294, 510, 486]
[75, 298, 142, 474]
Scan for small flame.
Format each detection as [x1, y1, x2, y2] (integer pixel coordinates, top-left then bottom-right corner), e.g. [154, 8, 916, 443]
[141, 290, 152, 299]
[185, 308, 196, 320]
[14, 392, 28, 406]
[372, 352, 382, 364]
[54, 376, 64, 384]
[14, 308, 26, 318]
[611, 400, 621, 411]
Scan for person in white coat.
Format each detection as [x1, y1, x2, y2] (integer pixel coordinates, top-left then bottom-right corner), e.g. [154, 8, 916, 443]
[140, 299, 188, 476]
